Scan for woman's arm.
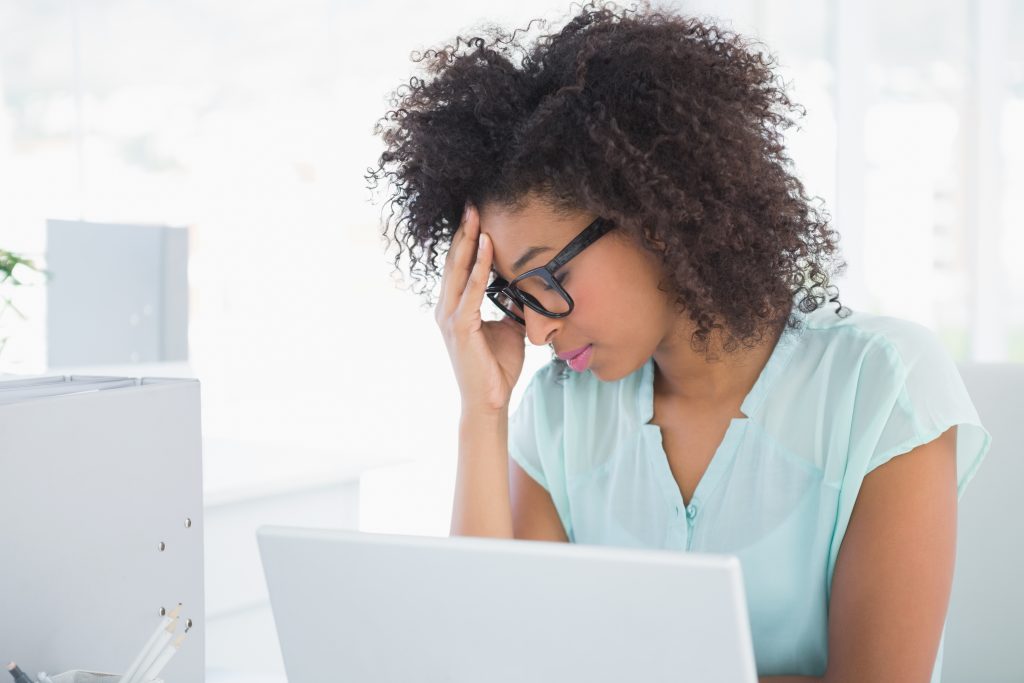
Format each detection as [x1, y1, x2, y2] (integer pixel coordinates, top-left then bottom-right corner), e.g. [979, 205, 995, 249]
[509, 458, 569, 542]
[822, 425, 959, 682]
[450, 408, 515, 537]
[762, 427, 957, 683]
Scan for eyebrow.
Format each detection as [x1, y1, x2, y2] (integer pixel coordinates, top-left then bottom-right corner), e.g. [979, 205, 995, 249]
[512, 246, 553, 275]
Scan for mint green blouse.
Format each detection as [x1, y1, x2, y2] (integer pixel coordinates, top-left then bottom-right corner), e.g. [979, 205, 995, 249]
[508, 304, 991, 681]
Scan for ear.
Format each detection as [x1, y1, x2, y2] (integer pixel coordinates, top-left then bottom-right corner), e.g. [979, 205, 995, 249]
[642, 228, 668, 253]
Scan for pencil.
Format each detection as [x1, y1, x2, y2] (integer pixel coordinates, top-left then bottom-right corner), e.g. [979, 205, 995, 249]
[136, 634, 186, 683]
[120, 605, 180, 683]
[122, 610, 179, 683]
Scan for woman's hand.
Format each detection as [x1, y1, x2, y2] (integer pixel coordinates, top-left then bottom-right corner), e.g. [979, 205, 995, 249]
[435, 203, 526, 413]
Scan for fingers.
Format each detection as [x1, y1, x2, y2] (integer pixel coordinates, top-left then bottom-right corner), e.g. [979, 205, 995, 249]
[437, 202, 480, 322]
[454, 230, 490, 321]
[456, 203, 481, 274]
[438, 205, 469, 304]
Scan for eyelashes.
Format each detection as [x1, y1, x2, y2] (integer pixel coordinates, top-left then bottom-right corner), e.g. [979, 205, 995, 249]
[543, 273, 569, 292]
[488, 269, 569, 289]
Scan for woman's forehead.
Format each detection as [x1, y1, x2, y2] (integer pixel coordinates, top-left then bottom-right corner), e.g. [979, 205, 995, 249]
[480, 200, 590, 275]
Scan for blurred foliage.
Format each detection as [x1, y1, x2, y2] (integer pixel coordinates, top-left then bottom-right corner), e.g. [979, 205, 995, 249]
[0, 248, 49, 360]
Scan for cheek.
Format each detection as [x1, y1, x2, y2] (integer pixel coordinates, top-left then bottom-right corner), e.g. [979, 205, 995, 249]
[606, 266, 660, 310]
[572, 243, 668, 329]
[573, 272, 655, 328]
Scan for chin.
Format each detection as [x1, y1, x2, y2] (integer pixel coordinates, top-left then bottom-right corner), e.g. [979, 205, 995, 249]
[586, 362, 619, 383]
[591, 369, 629, 383]
[590, 354, 649, 383]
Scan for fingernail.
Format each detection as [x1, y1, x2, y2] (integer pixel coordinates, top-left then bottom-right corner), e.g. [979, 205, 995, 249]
[478, 233, 487, 252]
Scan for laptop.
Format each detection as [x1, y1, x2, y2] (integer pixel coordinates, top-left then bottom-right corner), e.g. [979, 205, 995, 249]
[257, 525, 758, 683]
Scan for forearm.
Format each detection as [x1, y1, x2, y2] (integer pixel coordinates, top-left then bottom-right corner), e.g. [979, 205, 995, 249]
[450, 408, 514, 538]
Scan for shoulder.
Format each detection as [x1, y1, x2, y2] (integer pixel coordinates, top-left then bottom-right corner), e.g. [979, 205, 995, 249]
[767, 305, 950, 409]
[797, 305, 954, 384]
[763, 305, 967, 467]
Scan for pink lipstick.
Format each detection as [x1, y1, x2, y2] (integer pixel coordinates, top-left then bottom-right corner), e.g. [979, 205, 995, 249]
[563, 344, 593, 372]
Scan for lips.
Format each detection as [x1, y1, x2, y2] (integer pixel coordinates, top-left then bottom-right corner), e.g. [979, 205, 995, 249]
[566, 345, 593, 372]
[556, 344, 591, 361]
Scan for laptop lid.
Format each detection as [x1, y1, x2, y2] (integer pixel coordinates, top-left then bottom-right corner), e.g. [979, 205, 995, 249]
[257, 525, 757, 683]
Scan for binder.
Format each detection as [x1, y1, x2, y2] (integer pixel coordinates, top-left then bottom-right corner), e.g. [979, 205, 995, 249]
[0, 374, 204, 681]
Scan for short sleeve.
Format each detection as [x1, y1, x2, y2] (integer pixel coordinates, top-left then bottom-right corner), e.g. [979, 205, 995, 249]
[507, 362, 573, 540]
[861, 323, 991, 498]
[826, 320, 992, 597]
[508, 369, 549, 490]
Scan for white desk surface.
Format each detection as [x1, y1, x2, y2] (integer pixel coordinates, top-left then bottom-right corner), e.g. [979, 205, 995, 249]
[207, 669, 287, 683]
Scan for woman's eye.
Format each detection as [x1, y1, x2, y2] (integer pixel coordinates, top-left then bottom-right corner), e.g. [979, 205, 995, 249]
[544, 273, 568, 291]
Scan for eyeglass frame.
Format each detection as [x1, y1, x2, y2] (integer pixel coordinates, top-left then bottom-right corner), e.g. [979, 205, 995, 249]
[485, 216, 615, 325]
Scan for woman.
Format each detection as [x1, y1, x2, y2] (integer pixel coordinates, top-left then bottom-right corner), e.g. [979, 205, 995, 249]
[367, 5, 990, 681]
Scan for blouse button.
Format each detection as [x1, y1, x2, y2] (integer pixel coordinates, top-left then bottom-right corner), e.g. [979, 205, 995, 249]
[686, 504, 698, 520]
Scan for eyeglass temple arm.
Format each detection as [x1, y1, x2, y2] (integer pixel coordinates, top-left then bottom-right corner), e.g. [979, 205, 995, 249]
[546, 218, 614, 271]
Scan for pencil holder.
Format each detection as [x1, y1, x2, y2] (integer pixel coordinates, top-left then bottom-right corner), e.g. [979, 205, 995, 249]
[47, 671, 164, 683]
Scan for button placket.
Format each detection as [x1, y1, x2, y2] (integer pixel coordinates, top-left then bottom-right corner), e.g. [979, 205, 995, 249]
[683, 500, 699, 550]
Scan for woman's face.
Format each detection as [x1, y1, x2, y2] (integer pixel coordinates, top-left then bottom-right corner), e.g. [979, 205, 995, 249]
[480, 195, 679, 382]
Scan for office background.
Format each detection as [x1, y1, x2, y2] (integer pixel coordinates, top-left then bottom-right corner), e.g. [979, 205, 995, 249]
[1, 0, 1021, 680]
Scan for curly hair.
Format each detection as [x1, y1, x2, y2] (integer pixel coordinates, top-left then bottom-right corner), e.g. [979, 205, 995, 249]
[366, 1, 848, 362]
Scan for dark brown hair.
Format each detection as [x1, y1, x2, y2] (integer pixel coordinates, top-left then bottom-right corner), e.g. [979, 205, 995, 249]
[367, 2, 848, 359]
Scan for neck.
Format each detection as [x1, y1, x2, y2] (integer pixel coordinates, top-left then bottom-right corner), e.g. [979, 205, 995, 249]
[651, 318, 785, 410]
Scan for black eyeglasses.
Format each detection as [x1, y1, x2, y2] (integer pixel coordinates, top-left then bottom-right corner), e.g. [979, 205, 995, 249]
[485, 216, 615, 325]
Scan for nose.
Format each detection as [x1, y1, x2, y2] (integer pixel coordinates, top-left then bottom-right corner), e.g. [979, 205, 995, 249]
[522, 305, 562, 347]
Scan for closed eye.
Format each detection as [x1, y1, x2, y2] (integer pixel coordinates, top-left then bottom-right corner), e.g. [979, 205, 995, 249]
[543, 272, 569, 291]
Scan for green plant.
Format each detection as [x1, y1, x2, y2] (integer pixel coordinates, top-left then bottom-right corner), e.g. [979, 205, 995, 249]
[0, 248, 48, 361]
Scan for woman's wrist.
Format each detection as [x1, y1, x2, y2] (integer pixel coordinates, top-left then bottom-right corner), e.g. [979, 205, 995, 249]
[460, 405, 509, 424]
